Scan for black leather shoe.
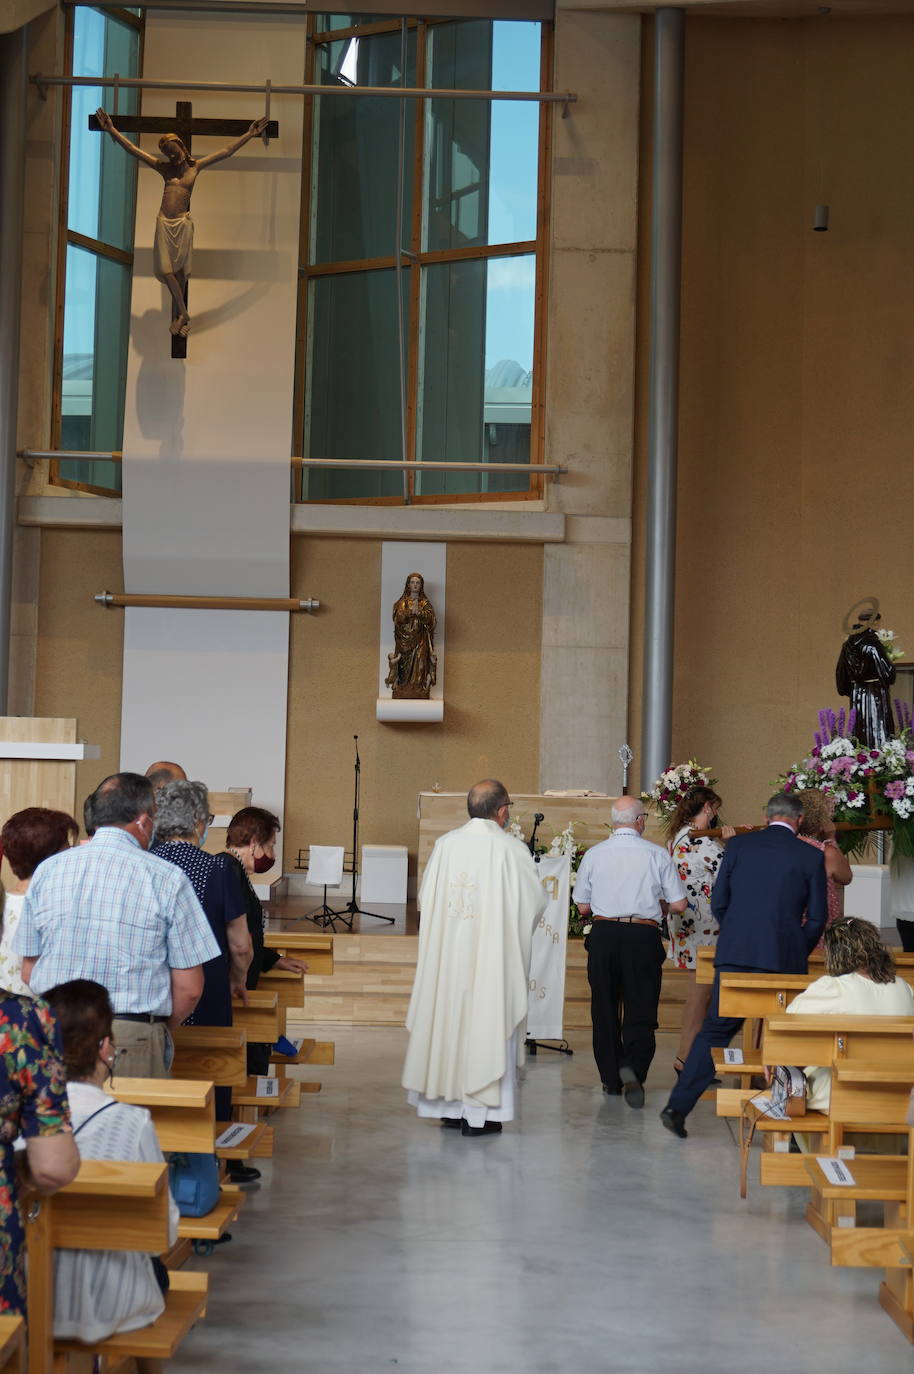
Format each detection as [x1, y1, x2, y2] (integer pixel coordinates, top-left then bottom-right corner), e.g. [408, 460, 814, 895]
[461, 1120, 503, 1137]
[660, 1106, 688, 1138]
[227, 1163, 261, 1183]
[620, 1065, 645, 1109]
[440, 1117, 463, 1129]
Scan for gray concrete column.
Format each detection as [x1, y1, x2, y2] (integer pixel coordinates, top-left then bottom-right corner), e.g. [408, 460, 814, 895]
[641, 7, 684, 787]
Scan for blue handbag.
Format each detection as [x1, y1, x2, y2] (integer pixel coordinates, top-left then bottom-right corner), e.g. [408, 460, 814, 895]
[168, 1152, 220, 1217]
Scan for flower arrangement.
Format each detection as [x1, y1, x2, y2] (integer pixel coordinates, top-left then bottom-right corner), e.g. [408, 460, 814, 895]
[876, 627, 906, 663]
[507, 816, 587, 936]
[641, 760, 718, 819]
[776, 704, 914, 860]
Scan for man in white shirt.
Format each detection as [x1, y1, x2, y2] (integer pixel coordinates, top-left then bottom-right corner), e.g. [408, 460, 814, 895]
[573, 796, 687, 1107]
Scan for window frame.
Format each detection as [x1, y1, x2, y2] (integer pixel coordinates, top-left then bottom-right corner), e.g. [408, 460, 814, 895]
[50, 4, 143, 498]
[294, 13, 552, 506]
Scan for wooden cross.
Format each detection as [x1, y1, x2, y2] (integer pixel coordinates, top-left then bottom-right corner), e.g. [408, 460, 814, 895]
[89, 101, 279, 359]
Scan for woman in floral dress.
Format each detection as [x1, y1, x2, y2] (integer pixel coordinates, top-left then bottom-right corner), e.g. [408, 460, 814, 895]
[0, 990, 78, 1313]
[666, 787, 734, 1074]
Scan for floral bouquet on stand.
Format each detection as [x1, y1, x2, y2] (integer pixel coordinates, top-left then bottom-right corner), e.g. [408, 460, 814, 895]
[641, 760, 718, 822]
[776, 704, 914, 861]
[507, 816, 587, 936]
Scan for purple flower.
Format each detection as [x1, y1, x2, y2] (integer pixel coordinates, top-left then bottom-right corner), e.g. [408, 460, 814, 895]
[837, 707, 846, 737]
[870, 751, 880, 760]
[885, 781, 906, 800]
[856, 752, 868, 763]
[814, 731, 823, 748]
[849, 708, 857, 735]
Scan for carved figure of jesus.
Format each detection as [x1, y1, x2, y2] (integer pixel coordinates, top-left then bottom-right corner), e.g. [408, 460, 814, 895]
[95, 108, 268, 337]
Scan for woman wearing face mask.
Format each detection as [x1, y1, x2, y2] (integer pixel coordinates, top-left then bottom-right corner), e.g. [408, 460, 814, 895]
[666, 787, 736, 1075]
[43, 979, 178, 1358]
[224, 807, 308, 1077]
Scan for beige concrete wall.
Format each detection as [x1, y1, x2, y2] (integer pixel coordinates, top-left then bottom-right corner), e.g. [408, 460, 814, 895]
[631, 15, 914, 822]
[540, 11, 640, 792]
[285, 536, 543, 869]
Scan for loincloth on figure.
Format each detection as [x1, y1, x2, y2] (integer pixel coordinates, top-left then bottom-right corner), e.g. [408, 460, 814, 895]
[153, 212, 194, 282]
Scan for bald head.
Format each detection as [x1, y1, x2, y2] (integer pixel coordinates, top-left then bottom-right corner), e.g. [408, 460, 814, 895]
[612, 795, 647, 829]
[145, 760, 187, 790]
[467, 779, 510, 821]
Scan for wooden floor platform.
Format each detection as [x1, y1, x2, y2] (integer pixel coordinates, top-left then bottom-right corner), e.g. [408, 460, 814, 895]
[289, 931, 690, 1029]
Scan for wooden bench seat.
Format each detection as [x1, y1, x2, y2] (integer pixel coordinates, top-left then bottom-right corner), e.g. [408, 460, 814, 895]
[176, 1186, 243, 1245]
[0, 1316, 24, 1374]
[214, 1120, 272, 1159]
[54, 1270, 209, 1363]
[803, 1155, 910, 1201]
[258, 968, 306, 1012]
[171, 1025, 248, 1088]
[233, 1075, 303, 1111]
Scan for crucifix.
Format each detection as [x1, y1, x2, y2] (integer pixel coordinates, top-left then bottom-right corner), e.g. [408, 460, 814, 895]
[90, 102, 278, 359]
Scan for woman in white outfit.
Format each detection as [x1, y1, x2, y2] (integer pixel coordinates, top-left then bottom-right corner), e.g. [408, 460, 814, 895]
[44, 979, 179, 1364]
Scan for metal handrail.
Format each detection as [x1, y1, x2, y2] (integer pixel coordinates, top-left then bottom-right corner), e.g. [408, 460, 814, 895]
[32, 72, 576, 108]
[21, 451, 567, 476]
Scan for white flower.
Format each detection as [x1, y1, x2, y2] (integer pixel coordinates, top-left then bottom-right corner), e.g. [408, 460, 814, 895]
[507, 820, 525, 841]
[893, 798, 914, 819]
[821, 738, 855, 760]
[845, 793, 867, 809]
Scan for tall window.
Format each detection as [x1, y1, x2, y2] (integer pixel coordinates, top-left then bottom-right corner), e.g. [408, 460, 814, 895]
[298, 15, 548, 502]
[52, 6, 142, 495]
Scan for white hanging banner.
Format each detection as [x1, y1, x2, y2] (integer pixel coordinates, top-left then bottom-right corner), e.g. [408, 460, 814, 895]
[526, 853, 571, 1041]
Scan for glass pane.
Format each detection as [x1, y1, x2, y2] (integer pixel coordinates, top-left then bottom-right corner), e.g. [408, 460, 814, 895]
[314, 14, 395, 31]
[416, 253, 533, 496]
[304, 269, 408, 500]
[69, 9, 140, 251]
[58, 243, 130, 493]
[311, 29, 415, 264]
[425, 21, 539, 252]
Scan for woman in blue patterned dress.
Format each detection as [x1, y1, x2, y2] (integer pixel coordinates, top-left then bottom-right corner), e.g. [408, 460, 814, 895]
[0, 988, 79, 1313]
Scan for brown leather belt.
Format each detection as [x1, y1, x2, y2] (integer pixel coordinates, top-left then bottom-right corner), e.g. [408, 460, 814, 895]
[591, 915, 659, 927]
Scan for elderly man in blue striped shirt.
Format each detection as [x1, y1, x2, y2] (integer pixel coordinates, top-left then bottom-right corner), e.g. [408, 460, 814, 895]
[15, 772, 220, 1078]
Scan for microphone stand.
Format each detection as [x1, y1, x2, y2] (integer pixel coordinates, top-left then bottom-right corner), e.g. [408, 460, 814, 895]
[525, 811, 573, 1058]
[309, 736, 395, 930]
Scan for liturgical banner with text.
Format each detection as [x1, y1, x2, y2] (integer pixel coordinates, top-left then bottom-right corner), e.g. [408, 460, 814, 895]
[526, 854, 571, 1041]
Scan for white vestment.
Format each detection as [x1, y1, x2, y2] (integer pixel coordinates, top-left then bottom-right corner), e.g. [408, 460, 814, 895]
[402, 817, 548, 1124]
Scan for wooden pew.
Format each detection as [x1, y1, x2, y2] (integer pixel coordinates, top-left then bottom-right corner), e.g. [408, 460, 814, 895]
[260, 968, 335, 1086]
[813, 1066, 914, 1341]
[232, 990, 280, 1045]
[25, 1160, 208, 1374]
[718, 1015, 914, 1206]
[171, 1025, 248, 1088]
[169, 1028, 271, 1159]
[697, 945, 914, 985]
[263, 928, 334, 975]
[108, 1077, 245, 1255]
[0, 1317, 24, 1374]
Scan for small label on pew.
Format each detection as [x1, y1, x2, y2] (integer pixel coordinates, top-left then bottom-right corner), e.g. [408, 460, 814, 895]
[723, 1048, 744, 1065]
[817, 1157, 857, 1187]
[255, 1076, 280, 1098]
[837, 1146, 856, 1161]
[215, 1122, 257, 1148]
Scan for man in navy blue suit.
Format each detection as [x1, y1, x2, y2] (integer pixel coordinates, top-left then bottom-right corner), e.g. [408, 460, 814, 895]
[660, 791, 828, 1139]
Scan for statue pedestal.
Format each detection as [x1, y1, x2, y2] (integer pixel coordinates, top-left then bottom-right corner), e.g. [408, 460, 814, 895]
[847, 863, 892, 928]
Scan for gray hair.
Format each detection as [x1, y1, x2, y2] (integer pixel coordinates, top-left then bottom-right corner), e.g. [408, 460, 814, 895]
[765, 791, 803, 822]
[467, 779, 509, 819]
[612, 795, 645, 827]
[153, 780, 209, 842]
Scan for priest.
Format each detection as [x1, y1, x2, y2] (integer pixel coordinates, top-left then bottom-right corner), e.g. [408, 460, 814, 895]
[402, 779, 548, 1137]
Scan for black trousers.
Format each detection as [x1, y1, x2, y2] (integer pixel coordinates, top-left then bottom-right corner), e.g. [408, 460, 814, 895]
[586, 920, 666, 1089]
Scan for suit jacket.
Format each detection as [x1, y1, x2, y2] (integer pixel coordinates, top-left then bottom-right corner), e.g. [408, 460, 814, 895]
[711, 825, 827, 973]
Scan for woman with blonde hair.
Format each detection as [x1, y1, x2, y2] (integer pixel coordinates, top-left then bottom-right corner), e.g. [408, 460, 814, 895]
[794, 788, 852, 935]
[787, 917, 914, 1109]
[665, 788, 735, 1074]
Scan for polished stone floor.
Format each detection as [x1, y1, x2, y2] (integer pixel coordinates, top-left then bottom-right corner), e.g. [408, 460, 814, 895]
[172, 1026, 914, 1372]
